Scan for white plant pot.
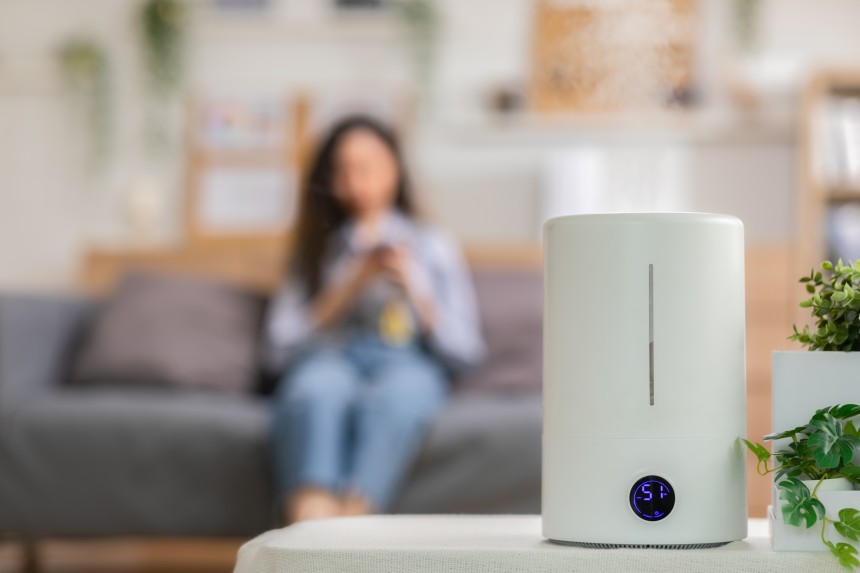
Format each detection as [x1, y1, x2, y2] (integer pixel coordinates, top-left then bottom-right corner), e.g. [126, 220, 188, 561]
[770, 488, 860, 552]
[800, 478, 854, 495]
[774, 478, 854, 525]
[770, 351, 860, 551]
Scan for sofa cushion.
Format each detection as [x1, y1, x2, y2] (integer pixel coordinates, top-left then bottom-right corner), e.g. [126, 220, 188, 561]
[460, 269, 542, 392]
[394, 393, 542, 513]
[0, 293, 94, 409]
[0, 388, 274, 536]
[0, 389, 542, 536]
[71, 272, 264, 394]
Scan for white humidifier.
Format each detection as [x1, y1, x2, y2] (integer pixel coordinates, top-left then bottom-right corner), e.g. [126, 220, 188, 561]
[542, 213, 747, 548]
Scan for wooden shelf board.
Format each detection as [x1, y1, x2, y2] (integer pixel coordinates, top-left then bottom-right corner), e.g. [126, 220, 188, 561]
[825, 189, 860, 203]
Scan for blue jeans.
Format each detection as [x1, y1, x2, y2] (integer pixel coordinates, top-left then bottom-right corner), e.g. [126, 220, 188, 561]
[270, 333, 449, 513]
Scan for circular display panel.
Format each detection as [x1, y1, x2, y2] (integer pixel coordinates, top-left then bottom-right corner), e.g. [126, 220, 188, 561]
[629, 476, 675, 521]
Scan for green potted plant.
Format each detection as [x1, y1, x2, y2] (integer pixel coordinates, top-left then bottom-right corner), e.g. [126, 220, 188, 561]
[773, 260, 860, 465]
[790, 260, 860, 352]
[56, 37, 111, 171]
[138, 0, 187, 153]
[139, 0, 187, 97]
[743, 404, 860, 569]
[756, 259, 860, 567]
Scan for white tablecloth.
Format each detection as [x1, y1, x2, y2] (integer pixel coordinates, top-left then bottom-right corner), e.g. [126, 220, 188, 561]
[233, 515, 841, 573]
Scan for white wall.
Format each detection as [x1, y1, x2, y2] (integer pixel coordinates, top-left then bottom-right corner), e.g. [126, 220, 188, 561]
[0, 0, 535, 289]
[0, 0, 853, 288]
[759, 0, 860, 64]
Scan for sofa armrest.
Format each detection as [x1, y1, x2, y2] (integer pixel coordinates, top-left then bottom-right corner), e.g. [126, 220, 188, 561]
[0, 292, 94, 411]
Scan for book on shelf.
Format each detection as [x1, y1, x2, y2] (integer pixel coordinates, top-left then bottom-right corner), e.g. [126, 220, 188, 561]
[816, 93, 860, 195]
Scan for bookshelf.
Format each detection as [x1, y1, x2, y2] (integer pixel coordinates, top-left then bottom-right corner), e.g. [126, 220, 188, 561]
[797, 70, 860, 325]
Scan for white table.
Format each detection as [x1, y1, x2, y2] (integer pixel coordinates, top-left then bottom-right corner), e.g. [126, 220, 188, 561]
[233, 515, 841, 573]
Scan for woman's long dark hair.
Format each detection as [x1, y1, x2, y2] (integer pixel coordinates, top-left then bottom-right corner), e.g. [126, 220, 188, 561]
[288, 115, 417, 298]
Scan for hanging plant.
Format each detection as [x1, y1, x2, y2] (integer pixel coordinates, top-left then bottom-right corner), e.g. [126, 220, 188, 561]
[57, 38, 111, 171]
[394, 0, 440, 109]
[733, 0, 762, 54]
[139, 0, 187, 97]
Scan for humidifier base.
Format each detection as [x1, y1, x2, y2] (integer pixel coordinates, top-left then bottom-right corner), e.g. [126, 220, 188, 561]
[542, 434, 747, 547]
[548, 539, 731, 550]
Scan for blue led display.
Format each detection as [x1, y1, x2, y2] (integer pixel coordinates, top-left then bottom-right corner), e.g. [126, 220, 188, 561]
[629, 476, 675, 521]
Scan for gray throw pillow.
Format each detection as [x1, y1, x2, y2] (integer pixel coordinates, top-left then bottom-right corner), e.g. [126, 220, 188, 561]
[71, 272, 263, 394]
[457, 268, 543, 393]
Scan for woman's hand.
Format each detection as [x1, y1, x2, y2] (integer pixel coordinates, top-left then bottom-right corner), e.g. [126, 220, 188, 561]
[310, 252, 387, 330]
[376, 246, 437, 333]
[310, 244, 436, 333]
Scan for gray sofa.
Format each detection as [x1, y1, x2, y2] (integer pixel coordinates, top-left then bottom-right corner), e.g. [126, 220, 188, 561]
[0, 269, 542, 538]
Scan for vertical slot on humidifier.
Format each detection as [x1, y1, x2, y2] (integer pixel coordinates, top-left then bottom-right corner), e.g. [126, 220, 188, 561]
[649, 264, 654, 406]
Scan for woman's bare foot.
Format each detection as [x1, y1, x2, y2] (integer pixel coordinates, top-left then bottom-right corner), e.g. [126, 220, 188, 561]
[285, 486, 341, 524]
[340, 490, 374, 516]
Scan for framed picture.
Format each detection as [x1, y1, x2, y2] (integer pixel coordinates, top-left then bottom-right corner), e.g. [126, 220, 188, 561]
[197, 96, 290, 151]
[196, 167, 298, 235]
[185, 94, 303, 244]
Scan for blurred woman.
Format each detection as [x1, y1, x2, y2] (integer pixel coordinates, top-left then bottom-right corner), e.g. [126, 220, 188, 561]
[264, 116, 485, 524]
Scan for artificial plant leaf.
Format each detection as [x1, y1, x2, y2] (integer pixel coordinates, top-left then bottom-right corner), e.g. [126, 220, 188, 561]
[835, 509, 860, 542]
[764, 425, 807, 441]
[814, 407, 831, 420]
[775, 466, 804, 480]
[777, 477, 807, 503]
[778, 477, 824, 528]
[830, 405, 860, 420]
[741, 439, 771, 463]
[783, 496, 824, 528]
[827, 541, 860, 571]
[842, 465, 860, 484]
[809, 413, 856, 469]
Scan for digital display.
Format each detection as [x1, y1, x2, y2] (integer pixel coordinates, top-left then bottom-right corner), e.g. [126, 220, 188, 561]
[630, 476, 675, 521]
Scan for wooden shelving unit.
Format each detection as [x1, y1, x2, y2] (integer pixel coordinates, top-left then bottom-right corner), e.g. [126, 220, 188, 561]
[796, 69, 860, 325]
[79, 88, 417, 293]
[183, 94, 309, 249]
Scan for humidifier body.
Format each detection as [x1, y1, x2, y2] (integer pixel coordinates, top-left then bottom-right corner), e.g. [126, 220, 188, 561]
[542, 213, 747, 548]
